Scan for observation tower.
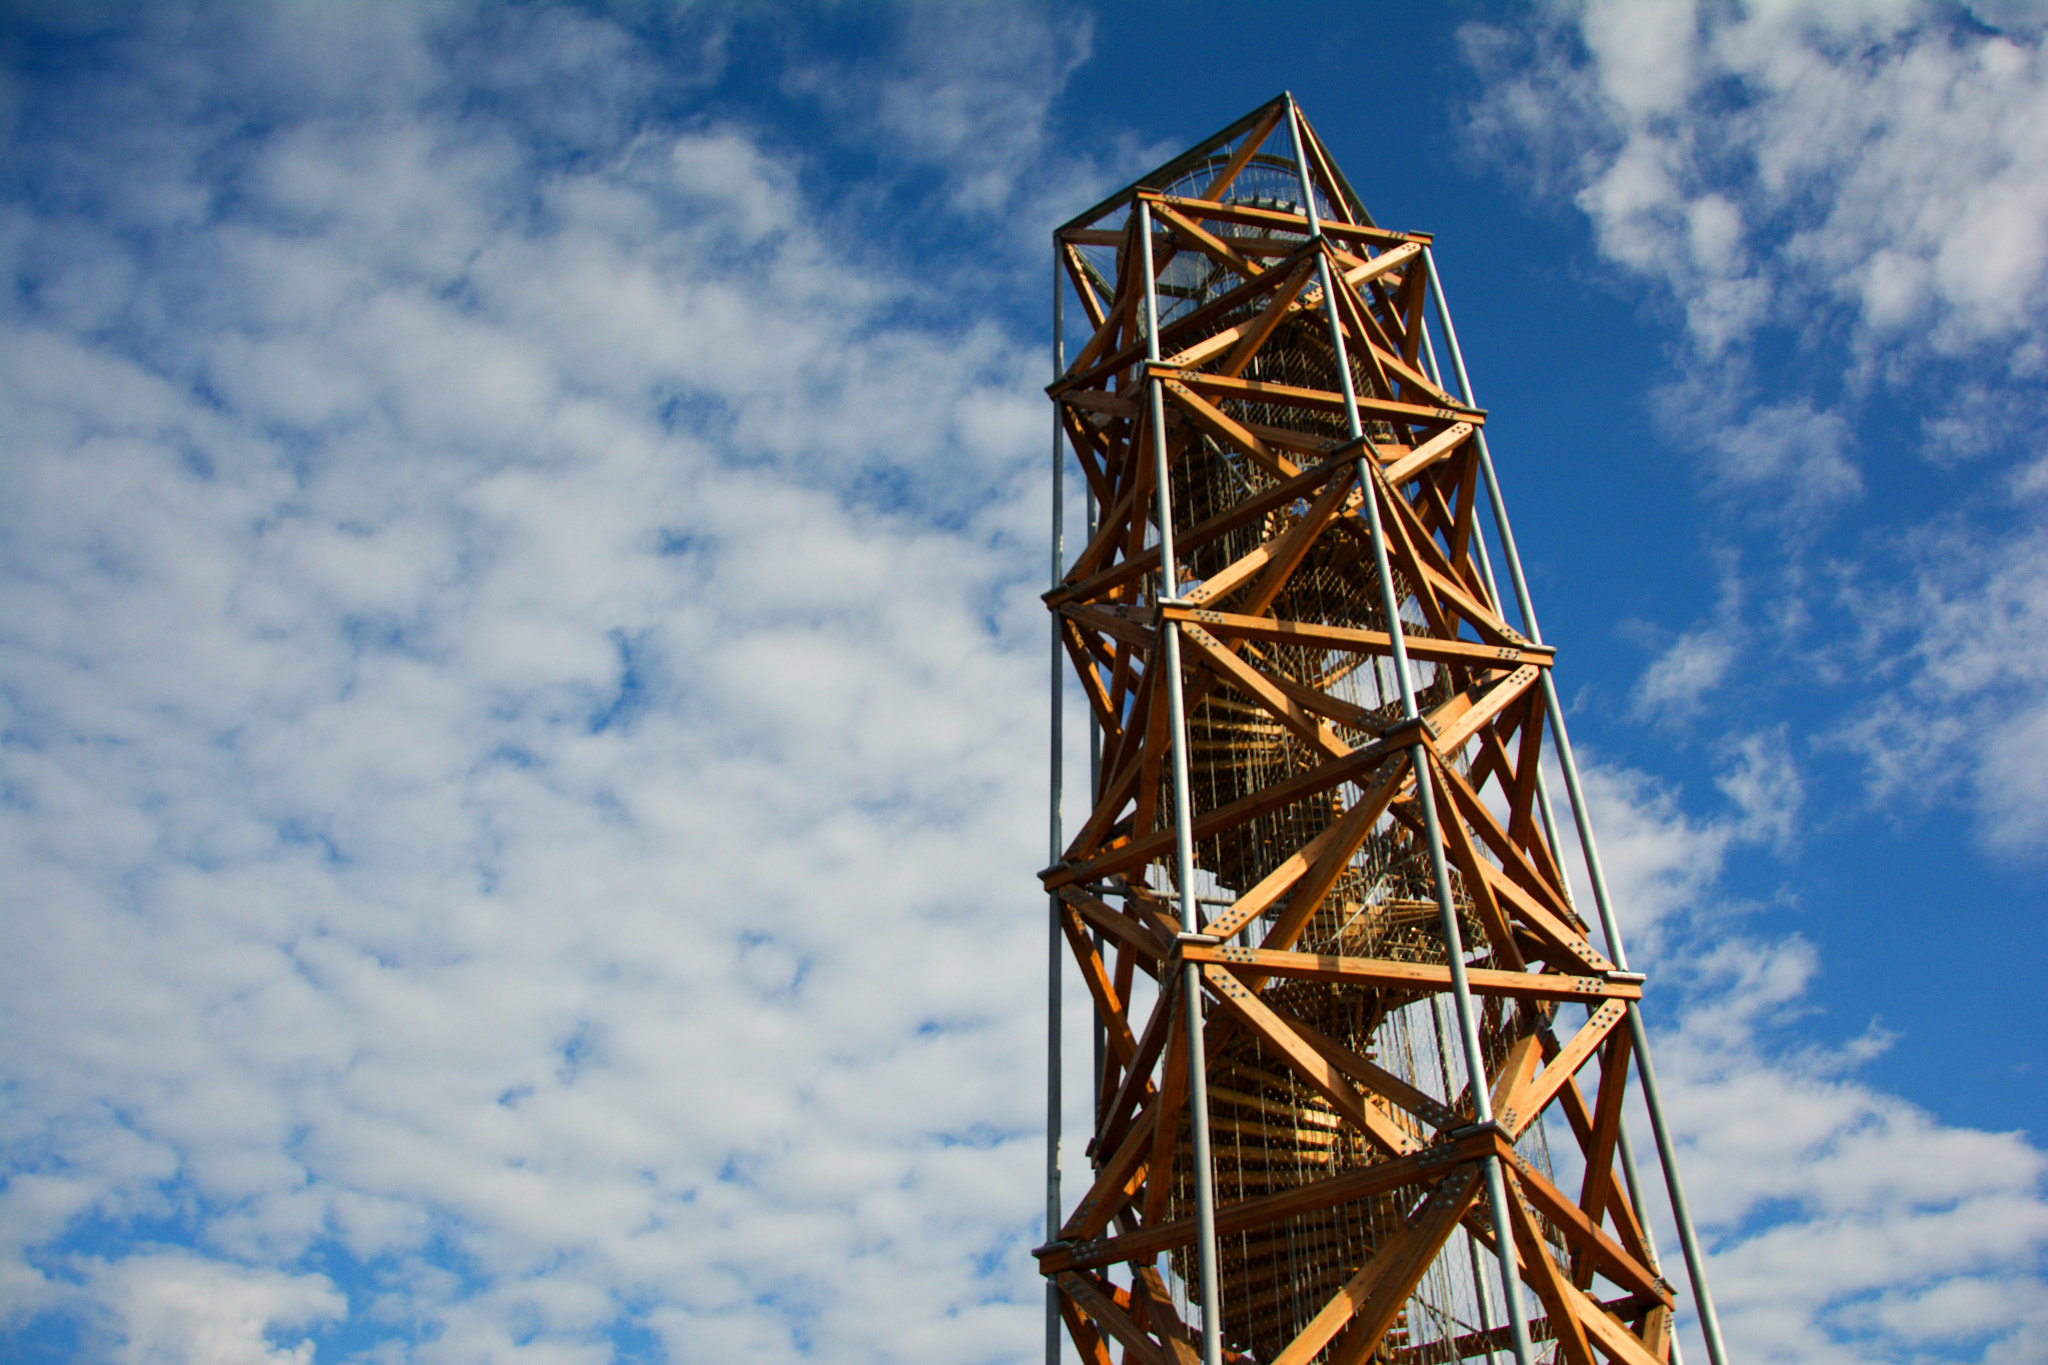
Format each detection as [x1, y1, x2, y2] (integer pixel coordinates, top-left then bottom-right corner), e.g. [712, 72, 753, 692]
[1036, 95, 1728, 1365]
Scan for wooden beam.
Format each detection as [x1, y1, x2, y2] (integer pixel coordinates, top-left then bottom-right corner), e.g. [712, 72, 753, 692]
[1275, 1165, 1485, 1365]
[1181, 944, 1638, 1003]
[1039, 1131, 1498, 1274]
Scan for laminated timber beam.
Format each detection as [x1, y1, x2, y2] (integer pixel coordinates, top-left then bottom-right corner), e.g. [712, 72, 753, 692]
[1040, 92, 1725, 1365]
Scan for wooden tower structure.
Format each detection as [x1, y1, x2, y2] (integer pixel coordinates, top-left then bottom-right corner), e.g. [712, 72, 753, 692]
[1036, 96, 1728, 1365]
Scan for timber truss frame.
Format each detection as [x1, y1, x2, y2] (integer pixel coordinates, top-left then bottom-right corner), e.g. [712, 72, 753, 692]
[1037, 95, 1724, 1365]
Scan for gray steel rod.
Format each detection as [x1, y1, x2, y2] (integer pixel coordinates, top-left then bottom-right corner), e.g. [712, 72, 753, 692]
[1423, 246, 1730, 1365]
[1415, 325, 1572, 872]
[1138, 200, 1225, 1365]
[1285, 98, 1537, 1365]
[1431, 993, 1502, 1365]
[1047, 244, 1066, 1365]
[1418, 303, 1678, 1358]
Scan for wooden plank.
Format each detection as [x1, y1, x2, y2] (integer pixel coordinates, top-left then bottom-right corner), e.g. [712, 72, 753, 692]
[1219, 255, 1321, 378]
[1130, 1265, 1202, 1365]
[1477, 859, 1616, 977]
[1292, 108, 1360, 226]
[1181, 944, 1638, 1003]
[1061, 887, 1172, 967]
[1575, 1028, 1636, 1289]
[1039, 1131, 1497, 1274]
[1160, 377, 1303, 480]
[1197, 773, 1398, 941]
[1200, 963, 1417, 1156]
[1362, 461, 1527, 649]
[1149, 198, 1263, 282]
[1449, 442, 1481, 568]
[1393, 243, 1429, 365]
[1060, 388, 1143, 421]
[1512, 1153, 1671, 1306]
[1066, 603, 1156, 653]
[1141, 991, 1189, 1225]
[1241, 657, 1406, 737]
[1058, 1272, 1172, 1365]
[1501, 1168, 1600, 1365]
[1327, 1171, 1490, 1365]
[1382, 421, 1475, 485]
[1060, 619, 1120, 739]
[1338, 240, 1423, 290]
[1130, 671, 1175, 892]
[1042, 719, 1427, 890]
[1053, 471, 1143, 589]
[1575, 1299, 1669, 1365]
[1430, 773, 1528, 971]
[1432, 666, 1541, 759]
[1246, 759, 1411, 961]
[1434, 757, 1599, 944]
[1048, 454, 1355, 609]
[1272, 1005, 1456, 1137]
[1323, 247, 1398, 400]
[1160, 605, 1551, 669]
[1053, 241, 1285, 397]
[1061, 241, 1111, 331]
[1060, 907, 1143, 1069]
[1501, 691, 1564, 886]
[1365, 328, 1458, 408]
[1060, 665, 1152, 864]
[1090, 982, 1179, 1195]
[1177, 369, 1479, 426]
[1153, 192, 1426, 248]
[1274, 1165, 1485, 1365]
[1058, 1100, 1155, 1242]
[1189, 462, 1358, 613]
[1175, 370, 1351, 418]
[1363, 462, 1459, 642]
[1502, 999, 1628, 1137]
[1550, 1069, 1658, 1276]
[1058, 1291, 1118, 1365]
[1199, 102, 1286, 202]
[1181, 623, 1348, 758]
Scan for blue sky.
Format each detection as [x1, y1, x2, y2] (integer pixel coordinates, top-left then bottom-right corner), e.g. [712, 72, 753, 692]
[2, 2, 2045, 1362]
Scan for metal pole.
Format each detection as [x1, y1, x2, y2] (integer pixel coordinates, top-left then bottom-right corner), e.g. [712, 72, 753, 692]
[1429, 994, 1502, 1365]
[1423, 246, 1730, 1365]
[1284, 97, 1537, 1365]
[1138, 199, 1225, 1365]
[1047, 242, 1066, 1365]
[1414, 325, 1675, 1365]
[1415, 325, 1572, 873]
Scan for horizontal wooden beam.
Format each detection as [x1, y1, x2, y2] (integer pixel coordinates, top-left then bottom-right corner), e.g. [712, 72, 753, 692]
[1181, 944, 1640, 1003]
[1037, 1131, 1495, 1274]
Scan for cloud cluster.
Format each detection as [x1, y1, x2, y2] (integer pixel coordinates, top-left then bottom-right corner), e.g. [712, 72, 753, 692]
[1468, 0, 2048, 366]
[2, 5, 1070, 1360]
[4, 3, 2044, 1363]
[1557, 756, 2048, 1365]
[1832, 522, 2048, 852]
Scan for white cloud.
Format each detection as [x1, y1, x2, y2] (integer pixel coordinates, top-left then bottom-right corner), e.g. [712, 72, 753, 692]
[1634, 627, 1737, 720]
[1472, 0, 2048, 362]
[1464, 0, 2048, 514]
[1832, 523, 2048, 853]
[780, 1, 1175, 254]
[85, 1252, 344, 1365]
[5, 5, 2043, 1363]
[1, 5, 1055, 1360]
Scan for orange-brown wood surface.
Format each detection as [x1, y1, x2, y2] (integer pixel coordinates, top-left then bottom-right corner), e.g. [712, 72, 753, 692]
[1041, 95, 1675, 1365]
